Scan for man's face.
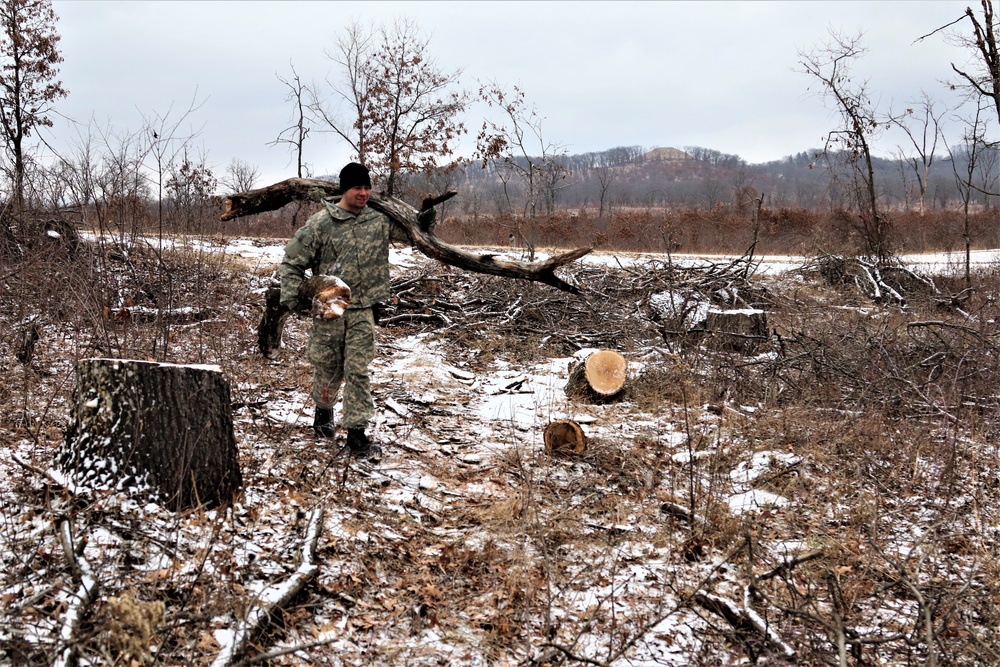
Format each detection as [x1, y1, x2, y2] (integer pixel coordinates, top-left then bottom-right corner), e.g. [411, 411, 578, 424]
[338, 185, 371, 214]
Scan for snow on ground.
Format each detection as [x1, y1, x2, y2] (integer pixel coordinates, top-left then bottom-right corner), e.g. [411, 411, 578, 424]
[4, 235, 1000, 665]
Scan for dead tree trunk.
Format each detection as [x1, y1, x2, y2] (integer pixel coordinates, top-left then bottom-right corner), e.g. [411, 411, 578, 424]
[564, 349, 628, 402]
[56, 359, 242, 510]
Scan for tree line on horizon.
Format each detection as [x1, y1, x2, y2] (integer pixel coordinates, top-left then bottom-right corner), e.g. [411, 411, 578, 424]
[1, 2, 1000, 268]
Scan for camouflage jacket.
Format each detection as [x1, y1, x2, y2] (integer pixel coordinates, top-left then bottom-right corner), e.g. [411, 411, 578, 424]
[279, 199, 426, 311]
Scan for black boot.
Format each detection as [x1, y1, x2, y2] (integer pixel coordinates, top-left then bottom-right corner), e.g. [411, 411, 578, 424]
[346, 428, 381, 460]
[313, 407, 335, 438]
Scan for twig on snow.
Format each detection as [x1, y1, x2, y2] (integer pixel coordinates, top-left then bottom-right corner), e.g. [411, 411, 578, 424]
[53, 518, 100, 667]
[210, 508, 324, 667]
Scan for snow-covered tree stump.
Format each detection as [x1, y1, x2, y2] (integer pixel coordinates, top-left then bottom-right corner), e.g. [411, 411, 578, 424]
[704, 308, 768, 353]
[55, 359, 243, 510]
[564, 349, 628, 402]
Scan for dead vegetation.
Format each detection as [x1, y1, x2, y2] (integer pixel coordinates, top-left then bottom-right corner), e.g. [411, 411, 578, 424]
[3, 227, 1000, 666]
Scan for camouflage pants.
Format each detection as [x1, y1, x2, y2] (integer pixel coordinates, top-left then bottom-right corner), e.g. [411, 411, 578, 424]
[306, 307, 375, 429]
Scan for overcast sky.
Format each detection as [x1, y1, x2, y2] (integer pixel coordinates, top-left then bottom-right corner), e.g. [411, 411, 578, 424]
[46, 1, 979, 189]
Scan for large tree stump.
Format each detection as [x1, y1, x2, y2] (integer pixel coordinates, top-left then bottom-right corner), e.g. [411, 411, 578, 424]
[564, 349, 628, 402]
[55, 359, 243, 510]
[704, 308, 768, 353]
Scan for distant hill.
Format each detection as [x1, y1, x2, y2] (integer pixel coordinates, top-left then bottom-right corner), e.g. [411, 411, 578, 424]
[644, 147, 691, 162]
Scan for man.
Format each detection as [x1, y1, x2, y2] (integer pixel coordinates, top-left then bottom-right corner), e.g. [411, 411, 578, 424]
[279, 162, 434, 459]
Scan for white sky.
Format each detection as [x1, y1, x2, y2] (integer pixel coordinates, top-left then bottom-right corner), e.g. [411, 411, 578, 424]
[47, 1, 977, 188]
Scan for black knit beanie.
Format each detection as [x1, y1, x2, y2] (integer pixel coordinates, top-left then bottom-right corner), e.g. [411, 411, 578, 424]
[339, 162, 372, 191]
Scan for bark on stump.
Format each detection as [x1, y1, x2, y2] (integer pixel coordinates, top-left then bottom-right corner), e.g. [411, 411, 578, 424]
[544, 420, 586, 455]
[704, 308, 768, 353]
[564, 349, 628, 402]
[55, 358, 243, 510]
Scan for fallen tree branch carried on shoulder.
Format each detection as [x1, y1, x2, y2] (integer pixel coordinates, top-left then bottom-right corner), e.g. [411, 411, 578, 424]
[222, 177, 591, 294]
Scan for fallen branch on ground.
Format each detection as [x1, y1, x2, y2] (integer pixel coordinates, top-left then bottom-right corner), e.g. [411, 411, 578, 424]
[53, 518, 100, 667]
[694, 590, 797, 660]
[211, 508, 324, 667]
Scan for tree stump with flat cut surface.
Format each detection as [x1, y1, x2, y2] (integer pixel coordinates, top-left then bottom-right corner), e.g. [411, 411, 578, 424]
[55, 358, 242, 510]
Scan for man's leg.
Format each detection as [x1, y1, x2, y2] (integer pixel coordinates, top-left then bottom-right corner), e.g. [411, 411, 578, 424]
[341, 308, 377, 456]
[307, 317, 346, 437]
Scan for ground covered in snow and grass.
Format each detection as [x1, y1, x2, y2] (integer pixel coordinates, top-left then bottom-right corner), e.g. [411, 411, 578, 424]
[4, 234, 1000, 666]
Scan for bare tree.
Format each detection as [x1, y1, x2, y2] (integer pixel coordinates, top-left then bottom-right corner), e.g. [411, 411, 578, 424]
[891, 93, 944, 216]
[310, 20, 374, 166]
[165, 148, 217, 233]
[0, 0, 66, 221]
[948, 0, 1000, 127]
[475, 80, 567, 260]
[141, 94, 206, 246]
[221, 158, 260, 195]
[271, 62, 310, 178]
[800, 30, 891, 263]
[596, 166, 615, 220]
[309, 18, 467, 196]
[947, 102, 989, 287]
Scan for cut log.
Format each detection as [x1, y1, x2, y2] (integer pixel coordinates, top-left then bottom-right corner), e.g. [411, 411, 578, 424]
[544, 419, 586, 455]
[222, 178, 590, 294]
[257, 274, 353, 358]
[55, 359, 243, 510]
[302, 274, 351, 320]
[565, 349, 628, 402]
[704, 308, 768, 353]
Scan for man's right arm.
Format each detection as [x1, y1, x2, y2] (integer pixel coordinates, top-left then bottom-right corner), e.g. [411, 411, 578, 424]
[279, 226, 315, 314]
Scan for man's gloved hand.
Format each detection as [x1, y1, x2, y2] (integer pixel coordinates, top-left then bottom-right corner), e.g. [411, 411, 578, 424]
[416, 206, 436, 231]
[285, 299, 310, 317]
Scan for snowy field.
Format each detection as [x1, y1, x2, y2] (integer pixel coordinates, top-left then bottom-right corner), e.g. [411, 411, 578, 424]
[3, 236, 1000, 665]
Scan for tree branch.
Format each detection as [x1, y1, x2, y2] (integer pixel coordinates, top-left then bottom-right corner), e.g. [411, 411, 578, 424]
[221, 177, 591, 294]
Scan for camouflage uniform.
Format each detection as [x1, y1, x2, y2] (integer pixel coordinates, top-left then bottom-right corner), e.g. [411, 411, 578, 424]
[279, 199, 428, 429]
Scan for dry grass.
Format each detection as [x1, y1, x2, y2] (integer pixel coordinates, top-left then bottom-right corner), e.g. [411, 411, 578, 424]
[5, 218, 1000, 665]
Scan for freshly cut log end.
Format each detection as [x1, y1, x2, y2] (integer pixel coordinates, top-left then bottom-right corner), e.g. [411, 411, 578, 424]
[310, 275, 351, 321]
[544, 420, 586, 456]
[585, 349, 628, 395]
[565, 349, 628, 402]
